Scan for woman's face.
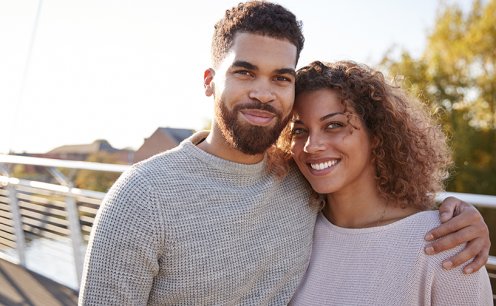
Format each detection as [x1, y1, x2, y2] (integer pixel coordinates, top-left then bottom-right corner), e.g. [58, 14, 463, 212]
[290, 88, 376, 195]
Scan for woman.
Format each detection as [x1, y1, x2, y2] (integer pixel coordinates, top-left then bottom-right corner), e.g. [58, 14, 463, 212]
[279, 61, 493, 305]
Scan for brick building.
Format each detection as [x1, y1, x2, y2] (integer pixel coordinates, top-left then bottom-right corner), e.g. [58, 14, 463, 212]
[133, 127, 194, 163]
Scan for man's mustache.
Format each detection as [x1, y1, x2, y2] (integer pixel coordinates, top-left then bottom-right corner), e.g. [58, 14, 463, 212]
[235, 101, 281, 117]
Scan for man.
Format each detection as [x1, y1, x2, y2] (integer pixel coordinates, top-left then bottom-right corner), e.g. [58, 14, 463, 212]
[79, 2, 490, 305]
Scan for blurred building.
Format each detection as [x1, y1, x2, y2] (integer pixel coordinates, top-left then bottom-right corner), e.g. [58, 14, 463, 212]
[133, 127, 194, 163]
[45, 139, 134, 164]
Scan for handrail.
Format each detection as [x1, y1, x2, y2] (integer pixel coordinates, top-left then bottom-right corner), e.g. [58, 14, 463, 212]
[0, 154, 495, 292]
[0, 154, 130, 173]
[0, 154, 128, 289]
[488, 257, 496, 270]
[0, 176, 106, 200]
[436, 191, 496, 209]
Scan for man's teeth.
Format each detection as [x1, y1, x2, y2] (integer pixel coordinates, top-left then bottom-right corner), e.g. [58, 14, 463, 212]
[310, 160, 338, 170]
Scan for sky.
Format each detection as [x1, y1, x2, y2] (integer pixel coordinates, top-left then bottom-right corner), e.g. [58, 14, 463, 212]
[0, 0, 473, 154]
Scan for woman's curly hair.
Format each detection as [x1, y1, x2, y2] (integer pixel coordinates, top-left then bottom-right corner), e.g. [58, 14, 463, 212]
[275, 60, 453, 210]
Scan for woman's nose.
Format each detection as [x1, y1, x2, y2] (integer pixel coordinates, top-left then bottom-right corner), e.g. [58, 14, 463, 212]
[303, 134, 326, 154]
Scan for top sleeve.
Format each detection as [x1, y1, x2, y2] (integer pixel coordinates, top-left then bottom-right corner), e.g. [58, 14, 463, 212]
[430, 250, 493, 305]
[78, 168, 162, 305]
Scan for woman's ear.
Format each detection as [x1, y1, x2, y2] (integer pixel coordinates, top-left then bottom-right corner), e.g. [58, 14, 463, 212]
[370, 134, 381, 152]
[204, 68, 215, 97]
[369, 134, 381, 176]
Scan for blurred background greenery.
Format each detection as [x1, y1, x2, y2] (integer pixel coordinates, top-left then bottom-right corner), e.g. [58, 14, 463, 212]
[380, 0, 495, 255]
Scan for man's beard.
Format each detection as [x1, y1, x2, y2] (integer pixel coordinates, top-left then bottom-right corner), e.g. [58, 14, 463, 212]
[216, 100, 290, 155]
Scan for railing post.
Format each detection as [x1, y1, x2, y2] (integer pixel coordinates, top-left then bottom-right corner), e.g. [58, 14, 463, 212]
[65, 192, 84, 288]
[7, 185, 27, 266]
[48, 166, 84, 288]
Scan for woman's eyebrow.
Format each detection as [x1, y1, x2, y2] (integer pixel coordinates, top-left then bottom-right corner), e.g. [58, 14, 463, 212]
[291, 112, 345, 125]
[320, 112, 345, 122]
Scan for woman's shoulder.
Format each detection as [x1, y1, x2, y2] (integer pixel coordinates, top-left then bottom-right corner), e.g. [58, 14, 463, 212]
[403, 210, 441, 228]
[404, 211, 466, 264]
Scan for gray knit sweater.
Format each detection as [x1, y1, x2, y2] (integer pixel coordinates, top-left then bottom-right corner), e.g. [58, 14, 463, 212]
[78, 133, 317, 305]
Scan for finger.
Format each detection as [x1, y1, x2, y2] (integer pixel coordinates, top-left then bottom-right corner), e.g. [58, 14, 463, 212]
[425, 213, 476, 242]
[462, 251, 490, 274]
[425, 226, 478, 254]
[439, 239, 480, 271]
[437, 196, 460, 222]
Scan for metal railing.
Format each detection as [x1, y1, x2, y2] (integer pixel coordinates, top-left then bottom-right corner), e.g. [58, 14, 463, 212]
[0, 154, 129, 289]
[0, 154, 495, 292]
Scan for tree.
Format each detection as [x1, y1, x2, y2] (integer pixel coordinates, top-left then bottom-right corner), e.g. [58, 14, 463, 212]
[74, 152, 122, 192]
[380, 0, 496, 196]
[381, 0, 496, 256]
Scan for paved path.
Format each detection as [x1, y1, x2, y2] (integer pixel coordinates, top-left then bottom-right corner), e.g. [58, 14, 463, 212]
[0, 259, 78, 306]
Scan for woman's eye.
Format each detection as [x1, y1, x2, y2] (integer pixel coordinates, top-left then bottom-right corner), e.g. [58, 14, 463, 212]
[291, 128, 306, 136]
[327, 122, 345, 129]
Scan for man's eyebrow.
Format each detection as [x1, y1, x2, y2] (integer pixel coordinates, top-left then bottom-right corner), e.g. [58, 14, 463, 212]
[232, 61, 257, 70]
[275, 68, 296, 77]
[232, 61, 296, 77]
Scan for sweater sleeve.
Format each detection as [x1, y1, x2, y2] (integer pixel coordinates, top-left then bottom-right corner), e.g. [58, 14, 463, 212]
[78, 168, 162, 306]
[430, 248, 493, 305]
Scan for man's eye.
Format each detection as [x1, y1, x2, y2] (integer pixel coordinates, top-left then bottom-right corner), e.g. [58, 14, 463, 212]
[275, 75, 291, 82]
[234, 70, 252, 77]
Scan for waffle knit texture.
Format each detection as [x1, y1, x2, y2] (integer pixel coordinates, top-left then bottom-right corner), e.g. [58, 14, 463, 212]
[290, 211, 493, 305]
[78, 132, 317, 305]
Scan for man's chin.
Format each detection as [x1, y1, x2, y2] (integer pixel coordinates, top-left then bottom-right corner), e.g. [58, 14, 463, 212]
[235, 144, 271, 156]
[231, 130, 278, 155]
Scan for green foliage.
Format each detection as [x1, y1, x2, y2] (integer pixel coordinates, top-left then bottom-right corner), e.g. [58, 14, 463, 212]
[381, 0, 496, 197]
[10, 164, 49, 181]
[381, 0, 496, 258]
[74, 152, 122, 192]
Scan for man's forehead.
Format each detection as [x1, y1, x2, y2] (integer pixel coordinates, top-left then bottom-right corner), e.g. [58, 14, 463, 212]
[223, 32, 297, 70]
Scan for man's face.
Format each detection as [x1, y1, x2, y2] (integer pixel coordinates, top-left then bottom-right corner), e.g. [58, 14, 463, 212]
[206, 33, 297, 155]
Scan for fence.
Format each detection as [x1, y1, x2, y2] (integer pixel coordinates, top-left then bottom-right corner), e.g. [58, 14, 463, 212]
[0, 154, 495, 296]
[0, 154, 128, 289]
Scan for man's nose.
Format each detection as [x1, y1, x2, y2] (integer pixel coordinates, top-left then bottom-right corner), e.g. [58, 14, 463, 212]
[248, 80, 275, 104]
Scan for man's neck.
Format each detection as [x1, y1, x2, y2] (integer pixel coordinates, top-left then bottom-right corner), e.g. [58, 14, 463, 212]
[196, 129, 265, 164]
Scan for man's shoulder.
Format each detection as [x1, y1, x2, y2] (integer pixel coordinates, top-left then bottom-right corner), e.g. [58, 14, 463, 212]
[133, 142, 191, 173]
[134, 131, 208, 171]
[284, 162, 311, 186]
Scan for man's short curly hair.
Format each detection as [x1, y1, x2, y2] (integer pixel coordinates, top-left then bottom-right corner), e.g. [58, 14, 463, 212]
[211, 1, 304, 68]
[277, 60, 453, 210]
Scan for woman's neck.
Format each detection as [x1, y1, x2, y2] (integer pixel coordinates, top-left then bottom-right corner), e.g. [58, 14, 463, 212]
[323, 186, 420, 228]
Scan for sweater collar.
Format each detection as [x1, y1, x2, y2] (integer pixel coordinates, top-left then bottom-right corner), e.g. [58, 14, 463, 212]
[180, 131, 268, 176]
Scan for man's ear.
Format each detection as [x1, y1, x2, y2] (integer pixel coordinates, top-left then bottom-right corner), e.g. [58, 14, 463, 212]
[204, 68, 215, 97]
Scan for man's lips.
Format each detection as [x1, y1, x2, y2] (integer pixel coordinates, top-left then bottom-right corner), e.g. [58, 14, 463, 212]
[240, 109, 276, 126]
